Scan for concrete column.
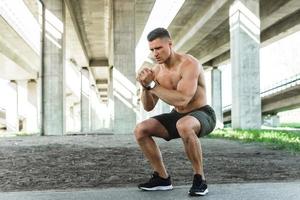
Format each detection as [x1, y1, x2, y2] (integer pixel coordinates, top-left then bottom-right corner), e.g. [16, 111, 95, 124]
[263, 114, 280, 127]
[17, 81, 27, 132]
[73, 102, 81, 131]
[161, 101, 170, 114]
[108, 66, 114, 130]
[80, 67, 90, 132]
[42, 0, 65, 135]
[211, 67, 223, 129]
[229, 0, 261, 129]
[90, 85, 98, 131]
[113, 0, 136, 134]
[26, 80, 38, 133]
[6, 80, 19, 132]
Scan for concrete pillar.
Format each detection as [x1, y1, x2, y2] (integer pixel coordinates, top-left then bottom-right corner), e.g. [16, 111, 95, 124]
[161, 101, 170, 114]
[73, 102, 81, 131]
[90, 85, 98, 131]
[108, 66, 114, 130]
[80, 67, 90, 132]
[6, 80, 19, 132]
[42, 0, 65, 135]
[229, 0, 261, 129]
[26, 80, 38, 133]
[211, 67, 223, 129]
[113, 0, 136, 134]
[17, 81, 27, 132]
[263, 114, 280, 127]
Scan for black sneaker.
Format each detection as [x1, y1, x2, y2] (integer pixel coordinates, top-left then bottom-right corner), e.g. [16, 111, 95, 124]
[138, 172, 173, 191]
[189, 174, 208, 196]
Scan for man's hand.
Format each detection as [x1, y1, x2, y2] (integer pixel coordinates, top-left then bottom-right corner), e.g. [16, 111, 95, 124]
[136, 67, 155, 87]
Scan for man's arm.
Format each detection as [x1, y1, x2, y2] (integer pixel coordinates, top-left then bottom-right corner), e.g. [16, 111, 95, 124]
[141, 88, 159, 111]
[150, 60, 200, 107]
[136, 66, 159, 111]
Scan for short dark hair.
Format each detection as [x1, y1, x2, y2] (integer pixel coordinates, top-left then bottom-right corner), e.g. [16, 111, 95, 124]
[147, 27, 171, 42]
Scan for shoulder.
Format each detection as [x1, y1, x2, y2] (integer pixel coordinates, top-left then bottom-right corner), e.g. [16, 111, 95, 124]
[180, 54, 202, 73]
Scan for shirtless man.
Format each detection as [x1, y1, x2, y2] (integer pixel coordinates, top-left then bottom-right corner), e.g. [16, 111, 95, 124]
[135, 28, 216, 196]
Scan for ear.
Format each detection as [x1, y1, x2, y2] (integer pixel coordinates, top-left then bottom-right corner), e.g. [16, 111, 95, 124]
[168, 39, 172, 46]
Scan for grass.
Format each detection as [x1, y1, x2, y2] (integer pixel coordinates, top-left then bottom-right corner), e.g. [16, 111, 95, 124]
[280, 122, 300, 129]
[209, 129, 300, 153]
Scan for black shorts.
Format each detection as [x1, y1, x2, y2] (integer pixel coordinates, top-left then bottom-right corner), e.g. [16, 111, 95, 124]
[151, 105, 216, 141]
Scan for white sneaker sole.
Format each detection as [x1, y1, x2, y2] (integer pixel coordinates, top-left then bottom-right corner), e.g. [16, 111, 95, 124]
[189, 188, 209, 196]
[139, 185, 173, 191]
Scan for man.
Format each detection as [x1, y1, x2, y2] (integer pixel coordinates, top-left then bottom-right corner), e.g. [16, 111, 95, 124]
[135, 27, 216, 196]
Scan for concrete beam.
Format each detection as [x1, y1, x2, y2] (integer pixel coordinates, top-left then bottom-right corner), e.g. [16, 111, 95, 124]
[262, 85, 300, 114]
[194, 21, 230, 64]
[260, 0, 300, 30]
[204, 8, 300, 66]
[64, 0, 89, 62]
[135, 0, 155, 43]
[96, 79, 108, 84]
[189, 0, 300, 66]
[0, 17, 39, 79]
[89, 59, 109, 67]
[261, 9, 300, 47]
[98, 88, 107, 92]
[174, 0, 229, 53]
[262, 94, 300, 114]
[204, 51, 230, 68]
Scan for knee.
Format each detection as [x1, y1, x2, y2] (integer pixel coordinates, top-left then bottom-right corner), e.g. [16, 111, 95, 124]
[134, 122, 149, 142]
[176, 121, 194, 142]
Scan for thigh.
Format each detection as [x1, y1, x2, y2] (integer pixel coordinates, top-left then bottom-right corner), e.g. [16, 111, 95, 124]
[176, 115, 201, 137]
[189, 108, 216, 137]
[139, 118, 170, 140]
[151, 110, 184, 140]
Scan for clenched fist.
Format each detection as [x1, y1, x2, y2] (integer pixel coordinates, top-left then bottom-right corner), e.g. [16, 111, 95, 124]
[136, 67, 155, 87]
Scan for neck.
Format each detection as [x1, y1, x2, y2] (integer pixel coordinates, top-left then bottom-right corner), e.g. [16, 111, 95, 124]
[164, 50, 177, 69]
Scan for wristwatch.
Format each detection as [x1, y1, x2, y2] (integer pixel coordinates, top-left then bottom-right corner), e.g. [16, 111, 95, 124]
[144, 81, 157, 90]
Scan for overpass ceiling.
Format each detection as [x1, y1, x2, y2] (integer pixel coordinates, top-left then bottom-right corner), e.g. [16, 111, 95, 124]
[1, 0, 300, 95]
[65, 0, 300, 69]
[0, 16, 39, 80]
[167, 0, 300, 66]
[68, 0, 109, 61]
[135, 0, 156, 44]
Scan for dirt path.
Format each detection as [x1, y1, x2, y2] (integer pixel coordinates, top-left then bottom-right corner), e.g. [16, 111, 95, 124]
[0, 134, 299, 192]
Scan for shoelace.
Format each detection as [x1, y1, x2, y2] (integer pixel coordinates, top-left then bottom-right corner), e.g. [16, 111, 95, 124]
[148, 173, 159, 183]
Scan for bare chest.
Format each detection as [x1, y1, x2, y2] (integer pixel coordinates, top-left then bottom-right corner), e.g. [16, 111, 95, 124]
[156, 69, 181, 90]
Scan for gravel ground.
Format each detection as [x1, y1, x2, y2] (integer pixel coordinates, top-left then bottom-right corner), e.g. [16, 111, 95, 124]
[0, 134, 299, 192]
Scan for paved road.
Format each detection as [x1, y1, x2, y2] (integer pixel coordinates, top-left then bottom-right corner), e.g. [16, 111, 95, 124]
[0, 181, 299, 200]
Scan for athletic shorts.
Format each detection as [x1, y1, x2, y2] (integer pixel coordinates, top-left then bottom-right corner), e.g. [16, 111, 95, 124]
[151, 105, 216, 141]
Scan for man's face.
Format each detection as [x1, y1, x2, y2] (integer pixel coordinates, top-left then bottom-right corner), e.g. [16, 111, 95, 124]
[148, 37, 172, 64]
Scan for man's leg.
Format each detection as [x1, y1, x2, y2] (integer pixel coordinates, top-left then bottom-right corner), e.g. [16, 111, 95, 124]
[176, 116, 208, 196]
[176, 116, 205, 178]
[134, 118, 170, 178]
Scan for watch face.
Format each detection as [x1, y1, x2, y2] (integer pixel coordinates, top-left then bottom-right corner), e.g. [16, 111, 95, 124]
[150, 81, 155, 89]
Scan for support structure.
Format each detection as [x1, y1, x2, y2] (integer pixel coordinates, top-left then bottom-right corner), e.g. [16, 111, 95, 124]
[211, 67, 223, 128]
[26, 79, 38, 133]
[230, 0, 261, 129]
[6, 80, 19, 132]
[80, 67, 90, 132]
[42, 0, 65, 135]
[113, 0, 136, 134]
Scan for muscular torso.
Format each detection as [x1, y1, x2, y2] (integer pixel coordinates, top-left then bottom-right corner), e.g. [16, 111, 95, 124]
[154, 54, 207, 113]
